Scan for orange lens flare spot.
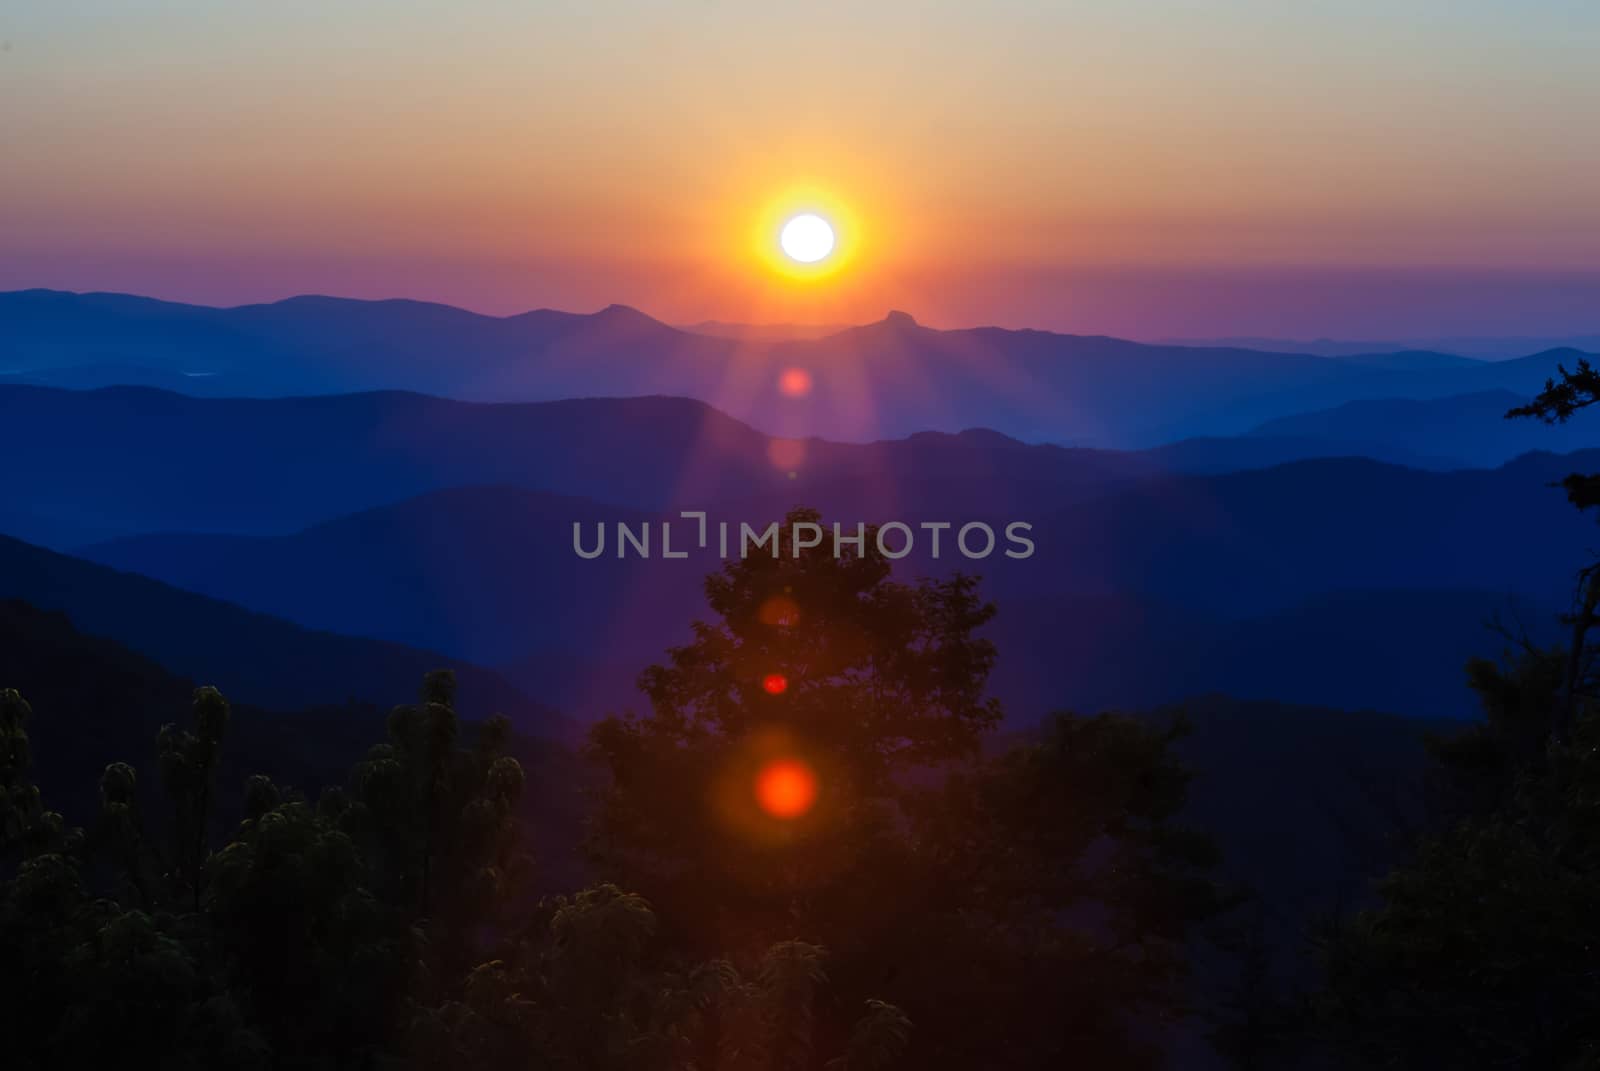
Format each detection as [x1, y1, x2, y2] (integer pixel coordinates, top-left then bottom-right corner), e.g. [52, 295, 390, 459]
[762, 673, 788, 695]
[766, 437, 807, 471]
[754, 758, 818, 820]
[757, 594, 800, 626]
[778, 367, 813, 398]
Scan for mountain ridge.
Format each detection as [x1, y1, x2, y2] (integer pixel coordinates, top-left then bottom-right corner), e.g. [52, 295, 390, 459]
[12, 288, 1592, 445]
[5, 383, 1597, 549]
[0, 531, 563, 730]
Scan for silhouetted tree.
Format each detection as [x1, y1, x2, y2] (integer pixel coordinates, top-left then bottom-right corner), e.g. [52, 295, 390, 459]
[0, 685, 259, 1069]
[208, 793, 415, 1066]
[1205, 900, 1305, 1071]
[402, 880, 909, 1071]
[1, 687, 71, 861]
[828, 998, 913, 1071]
[1508, 363, 1600, 743]
[1, 560, 1210, 1071]
[346, 669, 530, 993]
[0, 674, 518, 1069]
[589, 507, 1222, 1068]
[1319, 648, 1600, 1067]
[1315, 387, 1600, 1065]
[158, 685, 230, 909]
[96, 760, 151, 908]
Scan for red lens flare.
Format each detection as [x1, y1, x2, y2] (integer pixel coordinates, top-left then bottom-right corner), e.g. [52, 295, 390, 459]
[778, 367, 813, 398]
[754, 758, 818, 819]
[762, 673, 788, 695]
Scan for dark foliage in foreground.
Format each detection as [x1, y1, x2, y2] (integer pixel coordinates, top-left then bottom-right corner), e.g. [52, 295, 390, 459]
[0, 509, 1226, 1068]
[1316, 645, 1600, 1068]
[0, 670, 921, 1070]
[1307, 363, 1600, 1068]
[589, 509, 1228, 1069]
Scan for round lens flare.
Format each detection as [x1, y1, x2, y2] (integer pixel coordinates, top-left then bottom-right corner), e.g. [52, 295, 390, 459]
[766, 437, 806, 472]
[778, 367, 813, 398]
[779, 214, 835, 263]
[762, 673, 788, 695]
[758, 594, 800, 626]
[754, 758, 818, 819]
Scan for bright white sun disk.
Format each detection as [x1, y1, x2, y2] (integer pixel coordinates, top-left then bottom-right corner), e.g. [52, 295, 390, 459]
[779, 214, 835, 263]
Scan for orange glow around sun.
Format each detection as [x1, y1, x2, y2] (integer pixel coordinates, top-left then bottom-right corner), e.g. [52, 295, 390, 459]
[750, 183, 861, 283]
[754, 758, 818, 820]
[692, 155, 911, 323]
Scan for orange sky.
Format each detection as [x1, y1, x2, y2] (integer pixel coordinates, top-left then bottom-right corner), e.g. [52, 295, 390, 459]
[3, 2, 1598, 333]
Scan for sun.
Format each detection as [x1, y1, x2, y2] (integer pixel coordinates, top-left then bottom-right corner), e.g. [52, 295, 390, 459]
[750, 186, 858, 281]
[779, 213, 835, 264]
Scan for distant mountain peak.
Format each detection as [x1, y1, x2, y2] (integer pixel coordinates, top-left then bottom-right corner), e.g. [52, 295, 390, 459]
[881, 310, 919, 328]
[900, 426, 1028, 449]
[956, 426, 1026, 448]
[593, 302, 661, 326]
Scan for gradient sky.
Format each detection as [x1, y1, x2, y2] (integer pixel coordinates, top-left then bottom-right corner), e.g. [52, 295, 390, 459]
[3, 1, 1598, 336]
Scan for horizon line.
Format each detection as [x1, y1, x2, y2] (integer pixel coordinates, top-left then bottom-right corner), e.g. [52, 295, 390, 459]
[8, 285, 1600, 349]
